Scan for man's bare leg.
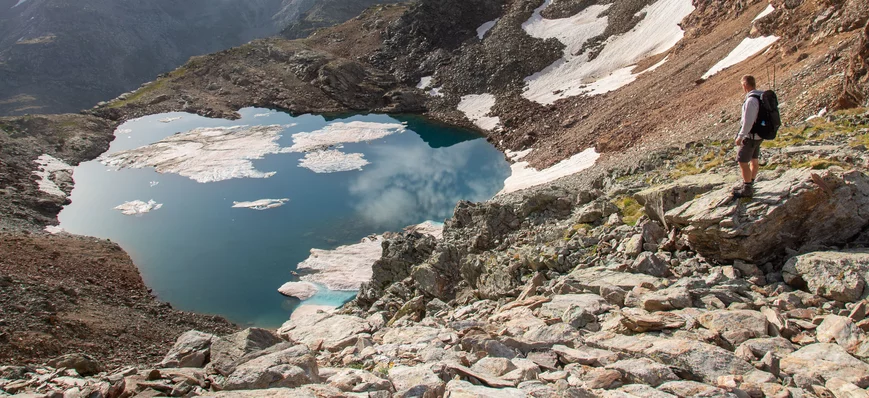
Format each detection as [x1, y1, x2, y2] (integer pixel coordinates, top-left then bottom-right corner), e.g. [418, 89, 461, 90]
[750, 158, 759, 181]
[739, 162, 753, 183]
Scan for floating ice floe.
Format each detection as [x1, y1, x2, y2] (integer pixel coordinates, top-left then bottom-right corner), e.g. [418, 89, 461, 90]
[477, 19, 498, 39]
[114, 200, 163, 216]
[100, 125, 286, 183]
[149, 181, 159, 187]
[298, 150, 369, 173]
[33, 154, 74, 198]
[159, 116, 182, 123]
[44, 225, 64, 234]
[522, 0, 694, 104]
[499, 147, 600, 195]
[284, 121, 406, 153]
[254, 113, 272, 118]
[277, 281, 320, 300]
[116, 128, 133, 135]
[458, 94, 500, 131]
[701, 35, 780, 80]
[232, 198, 289, 210]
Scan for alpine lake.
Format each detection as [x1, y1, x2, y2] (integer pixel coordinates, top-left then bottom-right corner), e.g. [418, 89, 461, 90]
[58, 108, 511, 327]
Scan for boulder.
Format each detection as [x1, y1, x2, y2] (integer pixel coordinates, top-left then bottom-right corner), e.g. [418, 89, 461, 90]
[606, 358, 679, 387]
[780, 343, 869, 387]
[657, 380, 736, 397]
[326, 368, 392, 392]
[536, 294, 612, 319]
[208, 328, 283, 376]
[619, 384, 678, 397]
[388, 365, 445, 398]
[697, 310, 769, 346]
[444, 379, 527, 397]
[737, 337, 796, 358]
[552, 345, 620, 366]
[563, 267, 666, 293]
[629, 252, 672, 278]
[666, 168, 869, 263]
[620, 308, 686, 333]
[471, 357, 517, 377]
[47, 354, 102, 376]
[223, 345, 319, 390]
[826, 378, 869, 398]
[278, 312, 370, 352]
[206, 386, 339, 397]
[635, 173, 732, 227]
[381, 326, 442, 345]
[782, 250, 869, 302]
[816, 315, 869, 356]
[160, 330, 215, 368]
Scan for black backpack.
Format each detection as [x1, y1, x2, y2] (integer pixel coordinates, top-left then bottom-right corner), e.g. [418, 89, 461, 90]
[749, 90, 781, 140]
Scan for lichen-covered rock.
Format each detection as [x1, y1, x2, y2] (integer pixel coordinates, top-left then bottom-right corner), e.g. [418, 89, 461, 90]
[47, 354, 103, 377]
[780, 343, 869, 387]
[223, 345, 319, 390]
[606, 358, 679, 387]
[277, 313, 371, 352]
[388, 365, 445, 398]
[635, 174, 732, 227]
[667, 168, 869, 263]
[782, 250, 869, 302]
[444, 379, 527, 397]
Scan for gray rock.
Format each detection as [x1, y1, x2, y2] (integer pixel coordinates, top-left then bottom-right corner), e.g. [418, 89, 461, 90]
[471, 357, 517, 377]
[629, 252, 672, 278]
[635, 174, 731, 227]
[641, 221, 667, 246]
[619, 384, 678, 397]
[666, 168, 869, 263]
[576, 200, 618, 223]
[326, 368, 391, 392]
[160, 330, 215, 368]
[444, 379, 526, 397]
[780, 343, 869, 387]
[697, 310, 769, 346]
[47, 354, 102, 376]
[623, 234, 644, 257]
[388, 365, 445, 398]
[209, 328, 283, 376]
[782, 250, 869, 302]
[537, 294, 612, 319]
[657, 380, 737, 397]
[825, 377, 869, 398]
[552, 344, 620, 366]
[223, 345, 318, 390]
[565, 267, 666, 293]
[737, 337, 796, 358]
[816, 315, 869, 356]
[606, 358, 679, 387]
[619, 308, 686, 332]
[277, 313, 370, 352]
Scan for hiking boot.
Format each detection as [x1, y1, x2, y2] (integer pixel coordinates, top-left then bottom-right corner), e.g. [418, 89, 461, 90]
[733, 179, 756, 193]
[733, 183, 754, 198]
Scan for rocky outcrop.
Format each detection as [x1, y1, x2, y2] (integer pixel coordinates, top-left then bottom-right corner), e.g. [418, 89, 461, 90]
[667, 168, 869, 263]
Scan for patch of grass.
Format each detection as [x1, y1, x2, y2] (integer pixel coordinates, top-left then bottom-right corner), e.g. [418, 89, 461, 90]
[613, 196, 643, 226]
[563, 223, 592, 241]
[790, 159, 850, 170]
[107, 79, 167, 108]
[669, 147, 728, 179]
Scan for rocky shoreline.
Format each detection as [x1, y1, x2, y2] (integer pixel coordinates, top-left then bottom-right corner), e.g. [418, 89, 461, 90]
[4, 110, 868, 397]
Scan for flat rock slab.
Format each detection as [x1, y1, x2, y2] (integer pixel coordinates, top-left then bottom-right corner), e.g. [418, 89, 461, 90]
[552, 344, 620, 366]
[537, 294, 612, 319]
[388, 364, 445, 398]
[782, 250, 869, 302]
[635, 173, 732, 227]
[566, 268, 665, 292]
[781, 343, 869, 387]
[278, 313, 370, 352]
[445, 379, 527, 398]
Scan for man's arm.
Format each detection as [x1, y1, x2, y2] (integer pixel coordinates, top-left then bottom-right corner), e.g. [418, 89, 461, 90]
[737, 97, 760, 140]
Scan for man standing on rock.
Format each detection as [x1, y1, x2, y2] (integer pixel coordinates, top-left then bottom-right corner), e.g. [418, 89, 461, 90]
[733, 75, 765, 198]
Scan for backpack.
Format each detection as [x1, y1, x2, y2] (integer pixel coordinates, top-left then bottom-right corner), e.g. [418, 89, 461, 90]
[749, 90, 781, 140]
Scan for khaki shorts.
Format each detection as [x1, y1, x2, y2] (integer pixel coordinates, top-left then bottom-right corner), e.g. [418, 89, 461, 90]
[737, 138, 763, 163]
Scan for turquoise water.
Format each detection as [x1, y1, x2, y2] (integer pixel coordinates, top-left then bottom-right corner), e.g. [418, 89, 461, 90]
[58, 108, 510, 327]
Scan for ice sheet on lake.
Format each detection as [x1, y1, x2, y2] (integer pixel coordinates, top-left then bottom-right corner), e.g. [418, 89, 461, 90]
[278, 281, 320, 300]
[499, 147, 600, 195]
[701, 35, 780, 80]
[458, 94, 500, 131]
[116, 128, 133, 135]
[298, 150, 369, 173]
[100, 125, 286, 183]
[159, 116, 182, 123]
[114, 200, 163, 216]
[285, 121, 406, 152]
[477, 19, 498, 39]
[232, 198, 289, 210]
[149, 181, 159, 187]
[33, 154, 73, 198]
[293, 222, 445, 292]
[522, 0, 694, 104]
[296, 236, 383, 291]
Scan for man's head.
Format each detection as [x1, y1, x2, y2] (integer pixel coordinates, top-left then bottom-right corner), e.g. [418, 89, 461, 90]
[741, 75, 756, 93]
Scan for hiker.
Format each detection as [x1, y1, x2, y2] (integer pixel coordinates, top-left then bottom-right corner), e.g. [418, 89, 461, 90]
[733, 75, 766, 198]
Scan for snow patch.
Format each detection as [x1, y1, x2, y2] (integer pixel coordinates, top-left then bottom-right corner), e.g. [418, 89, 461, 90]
[101, 125, 285, 183]
[499, 147, 600, 195]
[417, 76, 433, 89]
[33, 154, 73, 198]
[278, 281, 320, 300]
[457, 94, 500, 131]
[477, 19, 499, 39]
[12, 0, 28, 8]
[159, 117, 182, 123]
[114, 200, 163, 216]
[285, 121, 406, 152]
[701, 35, 780, 79]
[298, 150, 369, 173]
[427, 87, 444, 97]
[296, 236, 383, 291]
[232, 198, 289, 210]
[753, 4, 775, 22]
[522, 0, 694, 104]
[506, 148, 533, 161]
[405, 220, 444, 239]
[45, 225, 64, 234]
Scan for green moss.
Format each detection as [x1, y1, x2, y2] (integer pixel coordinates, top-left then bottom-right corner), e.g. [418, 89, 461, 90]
[613, 196, 643, 226]
[790, 159, 850, 170]
[107, 79, 167, 108]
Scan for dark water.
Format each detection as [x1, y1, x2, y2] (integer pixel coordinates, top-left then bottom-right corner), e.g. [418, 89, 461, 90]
[58, 108, 510, 327]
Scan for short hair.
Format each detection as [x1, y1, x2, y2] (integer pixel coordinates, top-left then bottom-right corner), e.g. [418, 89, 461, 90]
[741, 75, 756, 88]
